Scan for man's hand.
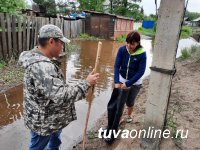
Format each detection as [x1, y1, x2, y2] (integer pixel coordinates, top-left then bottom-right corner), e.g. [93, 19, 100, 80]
[86, 70, 99, 86]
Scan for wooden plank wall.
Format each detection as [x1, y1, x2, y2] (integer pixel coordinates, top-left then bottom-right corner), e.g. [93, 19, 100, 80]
[0, 13, 84, 60]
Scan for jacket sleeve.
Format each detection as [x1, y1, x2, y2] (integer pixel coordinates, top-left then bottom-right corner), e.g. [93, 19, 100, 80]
[125, 52, 147, 87]
[114, 47, 122, 84]
[31, 62, 90, 105]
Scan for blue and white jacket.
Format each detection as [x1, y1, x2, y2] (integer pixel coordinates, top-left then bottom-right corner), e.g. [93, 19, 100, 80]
[114, 45, 147, 87]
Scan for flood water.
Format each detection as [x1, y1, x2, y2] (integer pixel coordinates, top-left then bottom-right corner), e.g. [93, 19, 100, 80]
[0, 38, 199, 150]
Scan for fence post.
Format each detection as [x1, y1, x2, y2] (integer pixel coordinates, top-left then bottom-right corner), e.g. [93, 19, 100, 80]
[26, 16, 31, 50]
[34, 17, 39, 46]
[50, 17, 54, 24]
[30, 17, 35, 48]
[22, 16, 27, 51]
[18, 16, 22, 53]
[61, 18, 64, 33]
[0, 13, 7, 59]
[12, 15, 17, 55]
[6, 14, 12, 57]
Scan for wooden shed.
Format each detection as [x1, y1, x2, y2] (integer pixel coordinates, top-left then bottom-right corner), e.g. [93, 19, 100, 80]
[84, 10, 134, 40]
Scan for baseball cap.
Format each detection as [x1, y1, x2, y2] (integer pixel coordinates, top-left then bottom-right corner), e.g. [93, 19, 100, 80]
[38, 24, 70, 43]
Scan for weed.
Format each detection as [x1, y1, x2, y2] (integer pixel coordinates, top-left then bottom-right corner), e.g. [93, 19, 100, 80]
[0, 60, 7, 69]
[79, 33, 101, 40]
[115, 34, 126, 42]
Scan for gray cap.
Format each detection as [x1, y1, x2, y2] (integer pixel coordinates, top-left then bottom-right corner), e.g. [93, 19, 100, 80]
[38, 24, 70, 43]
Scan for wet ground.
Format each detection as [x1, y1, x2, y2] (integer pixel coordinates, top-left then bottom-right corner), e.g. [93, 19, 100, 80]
[0, 38, 199, 150]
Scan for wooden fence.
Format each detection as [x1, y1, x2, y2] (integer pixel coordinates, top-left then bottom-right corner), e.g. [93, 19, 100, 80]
[0, 13, 85, 60]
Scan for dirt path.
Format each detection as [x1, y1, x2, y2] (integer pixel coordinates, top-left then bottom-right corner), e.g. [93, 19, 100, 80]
[73, 58, 200, 150]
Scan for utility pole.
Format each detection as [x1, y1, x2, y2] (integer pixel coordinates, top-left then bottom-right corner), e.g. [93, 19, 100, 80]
[141, 0, 185, 149]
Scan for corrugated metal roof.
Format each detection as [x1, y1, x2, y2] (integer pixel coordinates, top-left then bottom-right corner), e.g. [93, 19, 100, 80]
[193, 17, 200, 22]
[83, 10, 134, 21]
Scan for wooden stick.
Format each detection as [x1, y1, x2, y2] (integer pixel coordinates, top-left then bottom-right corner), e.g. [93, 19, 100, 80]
[82, 41, 102, 150]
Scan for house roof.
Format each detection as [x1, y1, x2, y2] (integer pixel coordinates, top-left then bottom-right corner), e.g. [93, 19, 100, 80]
[83, 10, 134, 21]
[184, 17, 189, 21]
[193, 17, 200, 22]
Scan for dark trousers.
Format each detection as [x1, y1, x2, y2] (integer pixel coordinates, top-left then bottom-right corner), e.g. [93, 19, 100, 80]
[107, 88, 130, 137]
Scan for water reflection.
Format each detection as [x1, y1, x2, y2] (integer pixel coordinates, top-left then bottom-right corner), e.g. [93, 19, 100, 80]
[66, 40, 121, 98]
[0, 84, 23, 127]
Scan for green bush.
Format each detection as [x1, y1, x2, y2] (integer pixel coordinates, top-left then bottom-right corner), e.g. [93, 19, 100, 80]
[115, 34, 126, 42]
[180, 26, 192, 39]
[138, 27, 155, 37]
[179, 45, 200, 60]
[179, 48, 191, 60]
[181, 26, 192, 34]
[65, 43, 80, 56]
[190, 45, 198, 53]
[79, 33, 100, 40]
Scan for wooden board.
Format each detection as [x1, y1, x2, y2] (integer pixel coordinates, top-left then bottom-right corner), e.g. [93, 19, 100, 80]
[26, 16, 31, 50]
[0, 13, 7, 58]
[18, 16, 22, 53]
[22, 16, 27, 51]
[63, 20, 70, 38]
[6, 14, 12, 57]
[12, 15, 17, 54]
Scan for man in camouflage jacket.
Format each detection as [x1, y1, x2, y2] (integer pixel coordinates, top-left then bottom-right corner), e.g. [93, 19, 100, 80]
[18, 24, 99, 150]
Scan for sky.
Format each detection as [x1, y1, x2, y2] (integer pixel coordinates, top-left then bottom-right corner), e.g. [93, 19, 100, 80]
[26, 0, 200, 15]
[140, 0, 200, 15]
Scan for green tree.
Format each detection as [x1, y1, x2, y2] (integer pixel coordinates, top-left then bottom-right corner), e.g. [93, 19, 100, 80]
[185, 11, 200, 21]
[110, 0, 144, 21]
[0, 0, 26, 14]
[78, 0, 105, 12]
[144, 14, 157, 21]
[33, 0, 57, 16]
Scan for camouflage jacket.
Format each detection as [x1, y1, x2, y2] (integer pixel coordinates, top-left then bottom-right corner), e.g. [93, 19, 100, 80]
[18, 47, 90, 136]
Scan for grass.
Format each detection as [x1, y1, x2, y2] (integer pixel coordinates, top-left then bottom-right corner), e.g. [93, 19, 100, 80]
[2, 69, 23, 84]
[0, 60, 7, 69]
[180, 26, 192, 39]
[165, 88, 184, 146]
[65, 43, 80, 56]
[79, 33, 101, 40]
[0, 57, 23, 86]
[115, 34, 126, 42]
[179, 45, 200, 60]
[137, 27, 155, 37]
[166, 113, 178, 138]
[180, 48, 191, 60]
[190, 45, 198, 53]
[166, 110, 182, 144]
[136, 25, 192, 39]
